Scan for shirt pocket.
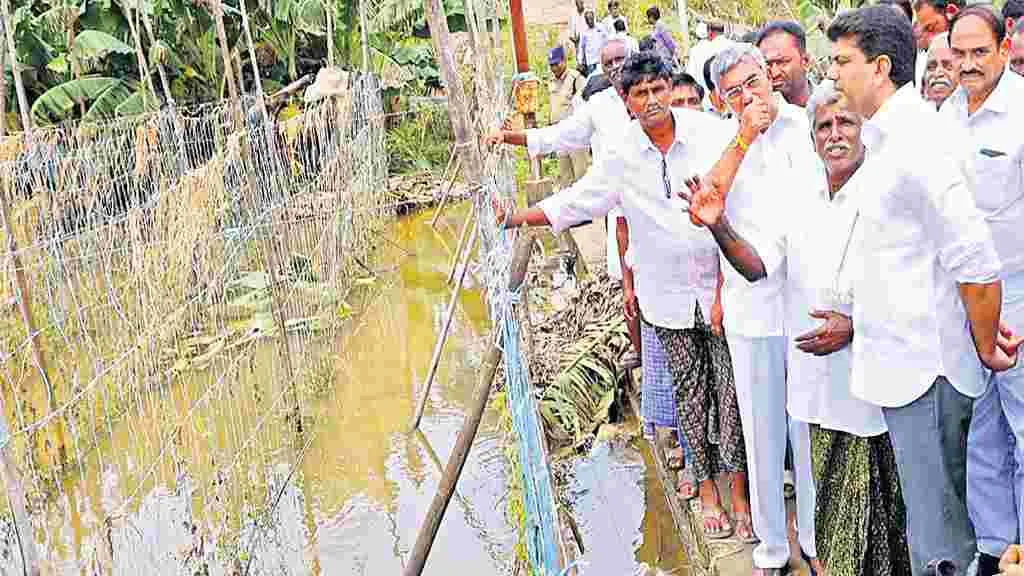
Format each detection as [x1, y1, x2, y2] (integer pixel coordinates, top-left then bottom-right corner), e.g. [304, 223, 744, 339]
[973, 153, 1021, 214]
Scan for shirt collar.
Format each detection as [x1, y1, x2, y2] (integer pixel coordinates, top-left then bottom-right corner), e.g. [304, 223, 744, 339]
[633, 108, 689, 153]
[950, 68, 1017, 119]
[862, 83, 918, 152]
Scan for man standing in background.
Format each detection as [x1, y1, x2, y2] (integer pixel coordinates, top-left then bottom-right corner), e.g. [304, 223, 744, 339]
[601, 0, 627, 35]
[1012, 21, 1024, 76]
[579, 8, 607, 75]
[757, 21, 814, 107]
[546, 46, 589, 190]
[912, 0, 963, 89]
[569, 0, 588, 56]
[647, 6, 678, 66]
[922, 32, 958, 108]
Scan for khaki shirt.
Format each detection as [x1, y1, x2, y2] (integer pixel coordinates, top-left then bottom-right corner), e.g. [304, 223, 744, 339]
[549, 68, 584, 123]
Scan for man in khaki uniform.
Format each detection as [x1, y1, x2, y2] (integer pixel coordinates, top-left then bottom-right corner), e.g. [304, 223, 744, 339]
[547, 46, 590, 188]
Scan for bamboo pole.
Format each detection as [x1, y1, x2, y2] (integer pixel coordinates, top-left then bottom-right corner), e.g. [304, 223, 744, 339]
[140, 8, 175, 106]
[125, 5, 157, 107]
[1, 0, 32, 134]
[358, 0, 370, 71]
[427, 156, 462, 228]
[212, 0, 242, 124]
[446, 203, 476, 285]
[403, 234, 533, 576]
[0, 21, 7, 137]
[409, 224, 478, 431]
[325, 0, 335, 66]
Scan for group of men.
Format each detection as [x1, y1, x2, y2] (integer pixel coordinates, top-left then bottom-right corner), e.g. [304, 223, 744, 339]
[488, 2, 1024, 576]
[569, 0, 678, 74]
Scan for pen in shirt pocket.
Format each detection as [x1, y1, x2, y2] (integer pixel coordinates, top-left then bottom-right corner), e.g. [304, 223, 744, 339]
[979, 148, 1007, 158]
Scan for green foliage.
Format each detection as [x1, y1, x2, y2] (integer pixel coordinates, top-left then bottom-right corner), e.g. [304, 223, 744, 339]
[71, 29, 134, 71]
[385, 104, 452, 173]
[386, 42, 440, 87]
[30, 75, 136, 123]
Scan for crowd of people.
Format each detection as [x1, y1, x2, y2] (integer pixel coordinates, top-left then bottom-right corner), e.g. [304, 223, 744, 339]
[485, 1, 1024, 576]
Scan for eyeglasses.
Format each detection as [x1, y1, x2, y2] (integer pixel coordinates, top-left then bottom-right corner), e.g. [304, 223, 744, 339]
[721, 73, 765, 102]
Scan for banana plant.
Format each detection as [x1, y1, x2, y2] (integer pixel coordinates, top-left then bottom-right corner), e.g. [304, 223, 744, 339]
[252, 0, 325, 81]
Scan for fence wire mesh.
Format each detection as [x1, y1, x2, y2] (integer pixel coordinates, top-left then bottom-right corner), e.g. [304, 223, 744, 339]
[0, 73, 389, 574]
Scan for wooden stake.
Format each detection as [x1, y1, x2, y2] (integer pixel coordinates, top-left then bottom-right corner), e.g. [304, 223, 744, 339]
[409, 224, 478, 431]
[403, 234, 533, 576]
[446, 203, 476, 285]
[428, 156, 463, 229]
[1, 0, 32, 133]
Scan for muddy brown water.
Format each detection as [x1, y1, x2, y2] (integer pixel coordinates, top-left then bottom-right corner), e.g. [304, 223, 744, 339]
[6, 204, 684, 575]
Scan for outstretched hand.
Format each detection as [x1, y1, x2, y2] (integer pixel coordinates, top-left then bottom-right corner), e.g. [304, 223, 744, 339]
[794, 310, 853, 356]
[491, 194, 510, 228]
[679, 175, 725, 229]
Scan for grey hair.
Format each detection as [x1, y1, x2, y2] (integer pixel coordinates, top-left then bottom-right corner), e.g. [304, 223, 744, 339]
[709, 42, 767, 90]
[805, 79, 843, 130]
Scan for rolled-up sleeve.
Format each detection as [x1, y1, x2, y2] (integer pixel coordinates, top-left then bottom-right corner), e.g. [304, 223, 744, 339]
[925, 153, 1002, 284]
[526, 101, 596, 158]
[537, 157, 623, 234]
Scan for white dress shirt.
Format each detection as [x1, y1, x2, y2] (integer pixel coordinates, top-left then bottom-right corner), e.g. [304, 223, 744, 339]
[601, 14, 628, 36]
[569, 10, 587, 41]
[941, 70, 1024, 276]
[851, 84, 1002, 408]
[720, 98, 818, 338]
[579, 26, 607, 69]
[538, 108, 736, 329]
[526, 86, 630, 279]
[754, 169, 887, 437]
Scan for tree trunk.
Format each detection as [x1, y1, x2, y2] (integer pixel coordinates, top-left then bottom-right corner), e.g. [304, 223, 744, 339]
[212, 0, 241, 124]
[325, 0, 334, 66]
[126, 6, 157, 108]
[0, 20, 7, 137]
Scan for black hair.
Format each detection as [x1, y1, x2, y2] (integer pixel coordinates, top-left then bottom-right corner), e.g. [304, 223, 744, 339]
[740, 29, 761, 44]
[614, 19, 627, 32]
[646, 5, 660, 21]
[757, 20, 808, 53]
[620, 50, 673, 94]
[879, 0, 914, 21]
[672, 72, 705, 99]
[639, 35, 657, 51]
[912, 0, 964, 14]
[950, 4, 1006, 43]
[702, 55, 717, 91]
[1005, 0, 1024, 21]
[581, 74, 613, 100]
[827, 5, 916, 88]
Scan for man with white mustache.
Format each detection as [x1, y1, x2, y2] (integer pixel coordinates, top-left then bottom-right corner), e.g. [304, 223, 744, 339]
[941, 6, 1024, 576]
[923, 32, 959, 108]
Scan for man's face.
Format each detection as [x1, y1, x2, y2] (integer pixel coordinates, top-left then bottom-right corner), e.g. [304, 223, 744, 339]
[759, 31, 810, 103]
[924, 39, 958, 105]
[827, 35, 880, 118]
[576, 0, 584, 12]
[914, 2, 950, 51]
[813, 101, 865, 180]
[950, 15, 1008, 100]
[626, 76, 673, 130]
[550, 59, 567, 78]
[601, 42, 628, 89]
[671, 84, 704, 111]
[608, 1, 621, 17]
[719, 56, 774, 118]
[1012, 32, 1024, 76]
[585, 11, 595, 27]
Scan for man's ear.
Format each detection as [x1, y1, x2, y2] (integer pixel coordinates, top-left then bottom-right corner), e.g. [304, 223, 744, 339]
[875, 54, 893, 82]
[944, 3, 959, 21]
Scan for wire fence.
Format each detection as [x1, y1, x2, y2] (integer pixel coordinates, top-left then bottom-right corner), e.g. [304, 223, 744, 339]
[0, 72, 388, 574]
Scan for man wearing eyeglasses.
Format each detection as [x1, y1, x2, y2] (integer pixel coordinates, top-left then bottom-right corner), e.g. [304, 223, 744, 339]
[683, 42, 824, 575]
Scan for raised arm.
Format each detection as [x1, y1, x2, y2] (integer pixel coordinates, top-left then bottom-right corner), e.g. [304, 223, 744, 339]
[682, 175, 770, 282]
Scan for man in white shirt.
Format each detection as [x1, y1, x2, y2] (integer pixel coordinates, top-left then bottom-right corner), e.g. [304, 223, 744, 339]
[578, 9, 607, 75]
[686, 42, 823, 576]
[941, 7, 1024, 576]
[495, 49, 753, 547]
[611, 19, 639, 54]
[756, 21, 814, 108]
[922, 32, 958, 109]
[821, 6, 1021, 575]
[569, 0, 588, 54]
[600, 0, 627, 36]
[912, 0, 963, 91]
[1011, 20, 1024, 76]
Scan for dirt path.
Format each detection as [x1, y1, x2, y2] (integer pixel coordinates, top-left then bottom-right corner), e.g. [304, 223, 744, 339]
[523, 0, 572, 28]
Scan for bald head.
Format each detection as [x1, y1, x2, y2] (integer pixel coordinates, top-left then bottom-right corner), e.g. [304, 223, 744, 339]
[601, 40, 629, 90]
